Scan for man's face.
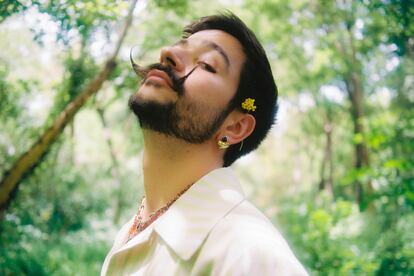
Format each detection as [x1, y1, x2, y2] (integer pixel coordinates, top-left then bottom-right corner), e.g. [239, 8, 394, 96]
[129, 29, 246, 143]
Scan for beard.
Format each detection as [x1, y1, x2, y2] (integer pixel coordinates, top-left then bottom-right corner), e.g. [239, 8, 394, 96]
[128, 62, 233, 144]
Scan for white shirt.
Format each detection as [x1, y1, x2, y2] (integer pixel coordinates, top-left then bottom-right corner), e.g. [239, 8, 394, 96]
[101, 167, 308, 275]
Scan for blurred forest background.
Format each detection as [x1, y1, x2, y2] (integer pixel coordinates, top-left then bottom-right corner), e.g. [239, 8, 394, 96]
[0, 0, 413, 275]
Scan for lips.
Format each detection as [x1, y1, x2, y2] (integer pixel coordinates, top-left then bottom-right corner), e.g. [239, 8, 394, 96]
[145, 69, 173, 89]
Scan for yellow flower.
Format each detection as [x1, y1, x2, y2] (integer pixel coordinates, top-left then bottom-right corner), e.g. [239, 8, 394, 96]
[241, 98, 257, 112]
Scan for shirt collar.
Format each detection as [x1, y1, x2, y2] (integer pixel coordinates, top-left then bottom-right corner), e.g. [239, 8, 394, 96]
[153, 167, 245, 260]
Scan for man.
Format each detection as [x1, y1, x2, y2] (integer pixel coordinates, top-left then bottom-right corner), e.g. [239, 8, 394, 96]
[101, 13, 308, 275]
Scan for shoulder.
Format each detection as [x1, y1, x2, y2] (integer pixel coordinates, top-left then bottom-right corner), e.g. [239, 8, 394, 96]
[196, 200, 308, 275]
[212, 199, 290, 248]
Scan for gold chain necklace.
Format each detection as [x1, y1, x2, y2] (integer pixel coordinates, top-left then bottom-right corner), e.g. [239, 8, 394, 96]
[126, 182, 194, 242]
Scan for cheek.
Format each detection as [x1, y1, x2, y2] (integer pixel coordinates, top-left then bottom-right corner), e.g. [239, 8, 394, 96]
[176, 97, 224, 125]
[184, 74, 236, 108]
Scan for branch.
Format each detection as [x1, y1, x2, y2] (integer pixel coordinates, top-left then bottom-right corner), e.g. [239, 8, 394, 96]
[0, 0, 139, 218]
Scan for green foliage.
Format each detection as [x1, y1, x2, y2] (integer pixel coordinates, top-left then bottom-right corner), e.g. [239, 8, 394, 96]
[0, 64, 43, 172]
[0, 137, 117, 274]
[0, 0, 27, 23]
[278, 194, 379, 275]
[35, 0, 126, 44]
[48, 52, 98, 118]
[245, 0, 414, 274]
[0, 218, 109, 275]
[278, 191, 414, 275]
[1, 0, 414, 274]
[363, 0, 414, 57]
[154, 0, 188, 16]
[0, 0, 139, 273]
[0, 64, 18, 121]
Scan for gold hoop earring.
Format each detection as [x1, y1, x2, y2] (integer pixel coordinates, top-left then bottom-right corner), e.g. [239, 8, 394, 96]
[218, 136, 230, 149]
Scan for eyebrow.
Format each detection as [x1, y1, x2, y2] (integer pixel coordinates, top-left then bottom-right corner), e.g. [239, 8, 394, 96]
[174, 38, 231, 69]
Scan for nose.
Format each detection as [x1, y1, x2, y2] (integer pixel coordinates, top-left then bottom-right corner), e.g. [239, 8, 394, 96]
[160, 46, 186, 73]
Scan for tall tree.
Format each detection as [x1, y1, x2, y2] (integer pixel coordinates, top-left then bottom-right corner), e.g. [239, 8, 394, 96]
[0, 0, 139, 218]
[248, 0, 375, 206]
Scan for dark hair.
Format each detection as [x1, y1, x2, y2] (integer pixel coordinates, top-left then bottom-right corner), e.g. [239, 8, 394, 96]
[183, 12, 278, 167]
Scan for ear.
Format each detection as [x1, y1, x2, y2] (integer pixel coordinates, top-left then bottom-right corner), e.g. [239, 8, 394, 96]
[217, 111, 256, 145]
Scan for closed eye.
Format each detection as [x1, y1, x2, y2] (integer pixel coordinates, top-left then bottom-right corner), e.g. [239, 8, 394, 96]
[198, 61, 216, 73]
[165, 56, 176, 67]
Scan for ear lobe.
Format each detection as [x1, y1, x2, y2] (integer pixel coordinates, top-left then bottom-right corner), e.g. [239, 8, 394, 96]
[225, 114, 256, 144]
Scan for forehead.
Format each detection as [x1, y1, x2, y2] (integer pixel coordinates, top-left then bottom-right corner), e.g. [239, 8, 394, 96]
[187, 29, 245, 72]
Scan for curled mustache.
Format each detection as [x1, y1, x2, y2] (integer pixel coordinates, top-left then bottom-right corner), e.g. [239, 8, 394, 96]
[130, 48, 198, 96]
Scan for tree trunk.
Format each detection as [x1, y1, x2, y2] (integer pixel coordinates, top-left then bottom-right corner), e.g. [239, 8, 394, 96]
[318, 110, 334, 197]
[344, 26, 372, 206]
[0, 0, 138, 218]
[332, 17, 373, 207]
[344, 72, 370, 201]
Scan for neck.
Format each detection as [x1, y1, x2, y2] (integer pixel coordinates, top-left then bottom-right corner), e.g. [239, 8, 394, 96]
[141, 130, 222, 218]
